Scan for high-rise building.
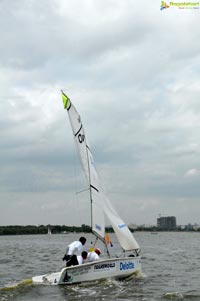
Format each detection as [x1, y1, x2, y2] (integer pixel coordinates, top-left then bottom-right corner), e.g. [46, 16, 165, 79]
[157, 216, 176, 230]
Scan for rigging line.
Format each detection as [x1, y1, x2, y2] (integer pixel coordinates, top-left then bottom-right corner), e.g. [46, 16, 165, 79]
[105, 243, 111, 258]
[91, 237, 98, 249]
[92, 231, 110, 257]
[75, 188, 90, 194]
[92, 230, 106, 244]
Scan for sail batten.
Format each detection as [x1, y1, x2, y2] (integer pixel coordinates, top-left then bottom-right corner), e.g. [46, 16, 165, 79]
[75, 125, 83, 137]
[90, 185, 99, 192]
[62, 91, 140, 251]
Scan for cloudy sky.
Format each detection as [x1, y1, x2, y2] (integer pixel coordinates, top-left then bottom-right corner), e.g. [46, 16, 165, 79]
[0, 0, 200, 227]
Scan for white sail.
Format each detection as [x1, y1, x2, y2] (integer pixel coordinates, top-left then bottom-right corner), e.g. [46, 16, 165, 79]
[62, 91, 140, 251]
[62, 92, 105, 240]
[103, 194, 140, 250]
[47, 226, 52, 235]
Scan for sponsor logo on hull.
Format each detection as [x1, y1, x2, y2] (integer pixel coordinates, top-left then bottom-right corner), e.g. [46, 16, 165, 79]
[94, 262, 116, 271]
[120, 261, 134, 271]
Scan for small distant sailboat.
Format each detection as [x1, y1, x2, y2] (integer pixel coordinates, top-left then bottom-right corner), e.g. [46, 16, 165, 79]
[47, 226, 52, 235]
[32, 92, 141, 285]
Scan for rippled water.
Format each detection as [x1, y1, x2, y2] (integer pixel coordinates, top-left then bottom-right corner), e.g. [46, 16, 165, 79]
[1, 232, 200, 300]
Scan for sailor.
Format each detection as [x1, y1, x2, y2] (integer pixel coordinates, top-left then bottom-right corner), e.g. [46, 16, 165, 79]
[63, 236, 87, 266]
[86, 248, 101, 262]
[77, 251, 88, 265]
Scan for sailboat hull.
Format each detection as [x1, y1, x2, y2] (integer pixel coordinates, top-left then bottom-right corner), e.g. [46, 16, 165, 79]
[32, 256, 141, 285]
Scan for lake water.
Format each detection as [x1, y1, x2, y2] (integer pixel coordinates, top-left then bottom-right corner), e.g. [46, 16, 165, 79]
[0, 232, 200, 301]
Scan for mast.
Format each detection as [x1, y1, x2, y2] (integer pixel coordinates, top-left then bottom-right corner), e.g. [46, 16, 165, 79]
[86, 144, 106, 245]
[85, 141, 93, 233]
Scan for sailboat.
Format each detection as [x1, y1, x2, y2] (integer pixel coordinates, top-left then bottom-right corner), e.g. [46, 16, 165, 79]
[32, 92, 141, 285]
[47, 225, 52, 235]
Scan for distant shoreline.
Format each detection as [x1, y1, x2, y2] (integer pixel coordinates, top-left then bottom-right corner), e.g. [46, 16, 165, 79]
[0, 225, 199, 235]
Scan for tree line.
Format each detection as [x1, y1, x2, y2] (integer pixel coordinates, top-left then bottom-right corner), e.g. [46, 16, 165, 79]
[0, 225, 196, 235]
[0, 224, 115, 235]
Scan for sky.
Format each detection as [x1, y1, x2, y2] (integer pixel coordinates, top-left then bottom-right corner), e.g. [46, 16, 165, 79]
[0, 0, 200, 227]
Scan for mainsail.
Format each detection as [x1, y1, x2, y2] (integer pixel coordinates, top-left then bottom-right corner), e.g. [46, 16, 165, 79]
[62, 91, 105, 240]
[62, 91, 140, 251]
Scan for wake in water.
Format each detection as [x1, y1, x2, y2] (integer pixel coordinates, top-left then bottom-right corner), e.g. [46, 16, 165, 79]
[0, 279, 33, 301]
[164, 291, 200, 300]
[0, 278, 32, 291]
[164, 292, 184, 299]
[128, 269, 146, 279]
[64, 275, 144, 300]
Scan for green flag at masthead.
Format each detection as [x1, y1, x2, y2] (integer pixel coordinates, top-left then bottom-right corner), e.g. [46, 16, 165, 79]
[61, 91, 69, 109]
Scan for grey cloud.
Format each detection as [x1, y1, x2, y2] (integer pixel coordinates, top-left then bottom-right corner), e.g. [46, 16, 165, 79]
[0, 0, 200, 226]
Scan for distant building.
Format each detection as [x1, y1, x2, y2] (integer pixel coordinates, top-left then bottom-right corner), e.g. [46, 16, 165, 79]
[157, 216, 176, 230]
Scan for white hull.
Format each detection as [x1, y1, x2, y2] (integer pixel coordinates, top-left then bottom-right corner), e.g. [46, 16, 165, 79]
[32, 256, 141, 285]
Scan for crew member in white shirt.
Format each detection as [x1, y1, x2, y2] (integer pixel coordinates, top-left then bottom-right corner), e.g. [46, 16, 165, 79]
[77, 251, 88, 265]
[63, 236, 86, 266]
[86, 248, 101, 262]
